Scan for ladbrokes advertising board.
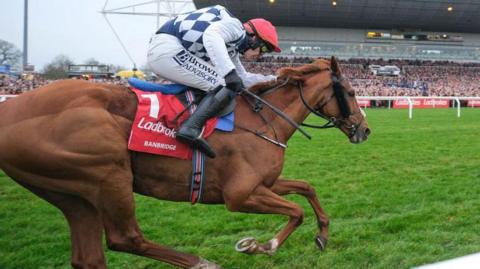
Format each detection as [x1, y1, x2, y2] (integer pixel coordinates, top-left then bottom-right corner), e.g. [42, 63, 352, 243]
[467, 100, 480, 107]
[393, 99, 449, 108]
[356, 99, 371, 107]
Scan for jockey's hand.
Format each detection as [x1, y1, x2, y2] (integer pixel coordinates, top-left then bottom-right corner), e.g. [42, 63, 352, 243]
[225, 69, 244, 93]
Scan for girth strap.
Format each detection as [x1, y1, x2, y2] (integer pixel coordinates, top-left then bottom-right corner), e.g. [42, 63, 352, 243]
[184, 90, 206, 204]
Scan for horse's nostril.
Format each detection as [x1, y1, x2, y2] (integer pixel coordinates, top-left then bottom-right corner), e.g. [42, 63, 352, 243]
[365, 128, 371, 136]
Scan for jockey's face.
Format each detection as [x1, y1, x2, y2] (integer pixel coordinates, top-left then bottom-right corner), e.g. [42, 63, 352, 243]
[244, 47, 262, 60]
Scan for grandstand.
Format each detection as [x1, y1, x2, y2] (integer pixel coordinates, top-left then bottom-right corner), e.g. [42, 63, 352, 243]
[1, 0, 479, 103]
[194, 0, 480, 109]
[195, 0, 480, 61]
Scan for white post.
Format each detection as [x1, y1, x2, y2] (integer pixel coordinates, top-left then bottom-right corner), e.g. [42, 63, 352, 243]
[407, 97, 413, 119]
[455, 97, 461, 118]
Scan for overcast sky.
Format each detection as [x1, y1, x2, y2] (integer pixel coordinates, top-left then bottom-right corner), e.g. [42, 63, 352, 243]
[0, 0, 196, 71]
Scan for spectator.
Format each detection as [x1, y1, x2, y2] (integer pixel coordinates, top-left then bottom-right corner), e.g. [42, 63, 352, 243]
[2, 57, 479, 97]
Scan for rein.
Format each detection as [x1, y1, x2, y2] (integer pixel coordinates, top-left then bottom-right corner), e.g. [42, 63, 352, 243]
[298, 80, 337, 129]
[239, 66, 360, 148]
[241, 88, 312, 140]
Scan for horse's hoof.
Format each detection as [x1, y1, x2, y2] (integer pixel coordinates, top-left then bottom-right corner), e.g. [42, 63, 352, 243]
[191, 258, 222, 269]
[315, 235, 328, 251]
[262, 239, 279, 256]
[235, 237, 258, 254]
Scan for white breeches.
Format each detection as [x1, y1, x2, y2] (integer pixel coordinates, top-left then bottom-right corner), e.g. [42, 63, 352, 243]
[147, 34, 224, 92]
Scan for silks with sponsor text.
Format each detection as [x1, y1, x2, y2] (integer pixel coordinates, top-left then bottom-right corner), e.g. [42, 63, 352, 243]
[128, 88, 218, 160]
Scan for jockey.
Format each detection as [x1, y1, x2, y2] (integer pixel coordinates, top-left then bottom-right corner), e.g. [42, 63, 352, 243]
[147, 5, 281, 158]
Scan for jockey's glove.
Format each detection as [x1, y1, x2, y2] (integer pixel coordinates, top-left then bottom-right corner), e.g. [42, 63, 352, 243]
[225, 69, 245, 93]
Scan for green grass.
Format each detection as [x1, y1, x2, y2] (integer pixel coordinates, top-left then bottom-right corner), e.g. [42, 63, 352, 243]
[1, 108, 480, 269]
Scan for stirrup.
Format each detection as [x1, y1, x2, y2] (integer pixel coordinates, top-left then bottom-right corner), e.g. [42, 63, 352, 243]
[193, 138, 216, 158]
[176, 130, 216, 158]
[177, 136, 216, 158]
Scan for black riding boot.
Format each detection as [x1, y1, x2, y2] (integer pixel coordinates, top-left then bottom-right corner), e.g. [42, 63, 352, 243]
[176, 87, 234, 158]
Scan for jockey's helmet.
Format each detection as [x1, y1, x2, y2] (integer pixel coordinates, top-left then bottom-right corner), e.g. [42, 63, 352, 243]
[243, 18, 281, 53]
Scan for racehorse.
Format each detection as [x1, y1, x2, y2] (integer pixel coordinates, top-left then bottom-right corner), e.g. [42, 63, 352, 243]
[0, 57, 369, 269]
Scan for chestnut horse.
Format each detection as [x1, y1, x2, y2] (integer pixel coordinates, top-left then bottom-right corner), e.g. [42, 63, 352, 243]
[0, 57, 369, 269]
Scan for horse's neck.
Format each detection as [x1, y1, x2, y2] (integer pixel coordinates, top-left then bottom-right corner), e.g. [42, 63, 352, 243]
[248, 83, 311, 142]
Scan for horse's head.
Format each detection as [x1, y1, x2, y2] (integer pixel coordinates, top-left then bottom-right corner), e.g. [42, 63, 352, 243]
[277, 56, 370, 143]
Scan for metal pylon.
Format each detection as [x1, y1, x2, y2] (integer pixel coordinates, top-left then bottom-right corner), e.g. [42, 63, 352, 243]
[100, 0, 196, 67]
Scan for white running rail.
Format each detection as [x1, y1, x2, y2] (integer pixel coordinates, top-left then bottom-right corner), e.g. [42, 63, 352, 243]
[2, 95, 479, 118]
[0, 95, 17, 103]
[356, 96, 480, 119]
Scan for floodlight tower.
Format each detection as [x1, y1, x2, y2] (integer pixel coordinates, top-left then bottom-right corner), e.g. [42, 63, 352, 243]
[100, 0, 196, 67]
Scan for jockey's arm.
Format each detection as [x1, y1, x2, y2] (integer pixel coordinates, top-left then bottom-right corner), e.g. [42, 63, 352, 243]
[203, 7, 277, 89]
[231, 54, 277, 88]
[203, 10, 251, 78]
[203, 18, 276, 88]
[203, 15, 242, 78]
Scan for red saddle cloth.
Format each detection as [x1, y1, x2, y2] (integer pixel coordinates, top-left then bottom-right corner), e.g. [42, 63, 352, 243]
[128, 88, 218, 160]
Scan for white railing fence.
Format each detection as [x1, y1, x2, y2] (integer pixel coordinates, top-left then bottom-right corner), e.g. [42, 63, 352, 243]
[0, 95, 17, 103]
[357, 96, 480, 119]
[1, 95, 479, 119]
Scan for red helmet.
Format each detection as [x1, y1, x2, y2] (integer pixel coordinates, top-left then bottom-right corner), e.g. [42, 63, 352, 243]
[243, 18, 281, 53]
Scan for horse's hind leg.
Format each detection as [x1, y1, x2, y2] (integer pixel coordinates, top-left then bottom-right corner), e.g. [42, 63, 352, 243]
[15, 181, 106, 269]
[97, 171, 219, 269]
[270, 178, 329, 250]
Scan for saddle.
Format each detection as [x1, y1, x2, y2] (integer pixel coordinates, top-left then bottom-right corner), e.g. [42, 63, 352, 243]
[127, 78, 235, 159]
[128, 78, 235, 117]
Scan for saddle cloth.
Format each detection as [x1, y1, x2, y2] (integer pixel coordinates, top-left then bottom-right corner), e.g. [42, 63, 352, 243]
[128, 88, 220, 160]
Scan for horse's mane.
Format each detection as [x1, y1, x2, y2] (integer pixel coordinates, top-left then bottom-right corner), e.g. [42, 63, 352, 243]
[248, 59, 331, 94]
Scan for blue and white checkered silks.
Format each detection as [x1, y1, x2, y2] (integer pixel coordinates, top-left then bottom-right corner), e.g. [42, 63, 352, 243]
[158, 6, 245, 62]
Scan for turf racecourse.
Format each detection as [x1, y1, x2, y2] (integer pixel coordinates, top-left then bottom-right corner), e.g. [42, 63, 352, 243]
[1, 108, 479, 269]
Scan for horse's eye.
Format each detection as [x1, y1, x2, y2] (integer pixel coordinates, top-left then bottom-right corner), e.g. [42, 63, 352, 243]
[348, 91, 355, 97]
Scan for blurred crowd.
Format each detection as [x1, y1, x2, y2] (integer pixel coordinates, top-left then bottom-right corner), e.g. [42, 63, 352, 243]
[0, 75, 128, 95]
[1, 57, 479, 97]
[243, 57, 480, 97]
[0, 74, 52, 95]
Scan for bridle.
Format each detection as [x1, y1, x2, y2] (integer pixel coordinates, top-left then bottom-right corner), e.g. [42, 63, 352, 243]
[298, 71, 364, 138]
[239, 66, 364, 147]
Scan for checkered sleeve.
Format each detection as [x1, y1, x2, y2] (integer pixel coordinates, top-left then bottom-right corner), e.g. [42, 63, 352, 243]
[203, 17, 245, 78]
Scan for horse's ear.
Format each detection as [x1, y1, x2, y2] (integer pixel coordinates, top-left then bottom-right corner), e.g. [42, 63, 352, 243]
[331, 56, 342, 75]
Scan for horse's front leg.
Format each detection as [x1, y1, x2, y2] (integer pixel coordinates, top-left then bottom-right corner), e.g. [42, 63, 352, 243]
[270, 177, 329, 250]
[223, 184, 304, 256]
